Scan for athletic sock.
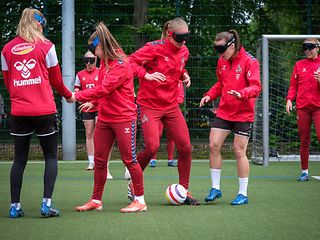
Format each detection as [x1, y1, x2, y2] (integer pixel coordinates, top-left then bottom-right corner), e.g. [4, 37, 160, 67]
[210, 169, 221, 190]
[135, 195, 145, 205]
[302, 169, 308, 174]
[43, 198, 52, 206]
[238, 177, 249, 196]
[92, 199, 101, 204]
[11, 203, 21, 210]
[88, 155, 94, 164]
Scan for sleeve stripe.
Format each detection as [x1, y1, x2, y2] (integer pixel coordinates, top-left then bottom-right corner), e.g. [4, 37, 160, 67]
[45, 44, 59, 68]
[1, 52, 8, 71]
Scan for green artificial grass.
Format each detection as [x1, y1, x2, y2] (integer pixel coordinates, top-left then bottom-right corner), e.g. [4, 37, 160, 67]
[0, 161, 319, 240]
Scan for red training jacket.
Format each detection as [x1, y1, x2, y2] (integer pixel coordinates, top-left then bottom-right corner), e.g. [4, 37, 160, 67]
[74, 67, 99, 112]
[1, 36, 72, 116]
[286, 56, 320, 109]
[205, 47, 261, 122]
[75, 57, 136, 123]
[129, 38, 188, 110]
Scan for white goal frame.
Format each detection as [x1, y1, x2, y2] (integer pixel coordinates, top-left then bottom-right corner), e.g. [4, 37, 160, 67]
[261, 35, 320, 166]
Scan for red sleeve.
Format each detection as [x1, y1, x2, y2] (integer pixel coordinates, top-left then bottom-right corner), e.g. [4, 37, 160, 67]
[286, 63, 298, 101]
[129, 44, 156, 79]
[75, 63, 130, 102]
[48, 65, 72, 99]
[238, 59, 261, 100]
[177, 80, 185, 104]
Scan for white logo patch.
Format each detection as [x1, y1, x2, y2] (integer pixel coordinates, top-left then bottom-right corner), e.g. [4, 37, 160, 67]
[14, 59, 36, 79]
[124, 128, 130, 134]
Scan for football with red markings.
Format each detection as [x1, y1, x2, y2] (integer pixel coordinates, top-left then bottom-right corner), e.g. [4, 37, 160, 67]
[165, 184, 187, 205]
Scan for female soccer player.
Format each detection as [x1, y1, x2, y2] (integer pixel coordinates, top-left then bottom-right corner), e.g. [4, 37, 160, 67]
[1, 8, 73, 218]
[129, 17, 200, 205]
[74, 22, 147, 213]
[200, 30, 261, 205]
[286, 38, 320, 181]
[75, 51, 113, 179]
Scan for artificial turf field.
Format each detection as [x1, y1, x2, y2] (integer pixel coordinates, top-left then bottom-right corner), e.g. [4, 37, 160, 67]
[0, 160, 319, 240]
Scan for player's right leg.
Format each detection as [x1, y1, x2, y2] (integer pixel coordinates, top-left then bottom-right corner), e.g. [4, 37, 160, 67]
[76, 121, 114, 211]
[83, 117, 95, 170]
[9, 116, 33, 218]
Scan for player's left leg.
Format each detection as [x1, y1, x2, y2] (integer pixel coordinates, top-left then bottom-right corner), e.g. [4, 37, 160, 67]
[163, 106, 199, 205]
[231, 133, 250, 205]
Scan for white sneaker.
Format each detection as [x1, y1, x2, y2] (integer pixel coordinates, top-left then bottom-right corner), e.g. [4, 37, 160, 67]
[124, 167, 131, 180]
[107, 169, 113, 180]
[86, 163, 94, 171]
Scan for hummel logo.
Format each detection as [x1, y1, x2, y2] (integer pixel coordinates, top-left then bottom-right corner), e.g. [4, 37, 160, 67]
[164, 56, 169, 62]
[124, 128, 130, 134]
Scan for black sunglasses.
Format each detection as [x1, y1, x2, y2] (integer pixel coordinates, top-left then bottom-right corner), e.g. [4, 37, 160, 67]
[214, 38, 235, 54]
[303, 43, 319, 51]
[172, 31, 190, 43]
[83, 57, 95, 64]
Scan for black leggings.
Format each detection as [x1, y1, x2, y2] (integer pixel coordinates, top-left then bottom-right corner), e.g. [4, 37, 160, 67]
[10, 133, 58, 203]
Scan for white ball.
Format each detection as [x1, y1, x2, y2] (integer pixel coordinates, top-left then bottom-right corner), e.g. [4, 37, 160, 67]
[165, 184, 187, 205]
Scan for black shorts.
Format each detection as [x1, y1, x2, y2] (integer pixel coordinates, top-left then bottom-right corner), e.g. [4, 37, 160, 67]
[10, 114, 58, 137]
[211, 117, 252, 138]
[81, 111, 97, 121]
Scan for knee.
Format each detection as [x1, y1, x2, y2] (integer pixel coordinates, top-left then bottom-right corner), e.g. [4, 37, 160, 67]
[177, 142, 192, 154]
[209, 141, 221, 153]
[144, 142, 160, 156]
[233, 146, 246, 159]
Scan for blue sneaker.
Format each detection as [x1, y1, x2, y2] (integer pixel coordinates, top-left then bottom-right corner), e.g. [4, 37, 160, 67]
[231, 194, 248, 205]
[41, 202, 60, 217]
[205, 188, 222, 202]
[9, 205, 24, 218]
[150, 159, 157, 168]
[298, 173, 309, 181]
[168, 160, 177, 167]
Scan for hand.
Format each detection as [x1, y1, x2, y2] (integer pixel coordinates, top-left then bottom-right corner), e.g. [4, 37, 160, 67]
[286, 100, 292, 115]
[199, 95, 211, 107]
[227, 90, 241, 99]
[66, 92, 77, 103]
[144, 72, 166, 83]
[314, 71, 320, 83]
[182, 73, 191, 88]
[79, 102, 94, 112]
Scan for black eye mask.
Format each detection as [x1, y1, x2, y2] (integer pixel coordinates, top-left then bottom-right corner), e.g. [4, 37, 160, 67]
[83, 57, 95, 64]
[172, 31, 190, 43]
[214, 38, 235, 54]
[303, 43, 319, 51]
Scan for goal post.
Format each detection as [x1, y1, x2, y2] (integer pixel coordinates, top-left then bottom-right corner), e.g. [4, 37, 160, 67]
[254, 34, 320, 166]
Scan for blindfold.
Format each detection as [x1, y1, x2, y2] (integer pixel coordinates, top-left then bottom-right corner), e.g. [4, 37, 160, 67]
[172, 31, 190, 43]
[303, 43, 319, 51]
[214, 38, 235, 54]
[83, 57, 96, 64]
[34, 13, 47, 28]
[88, 37, 100, 55]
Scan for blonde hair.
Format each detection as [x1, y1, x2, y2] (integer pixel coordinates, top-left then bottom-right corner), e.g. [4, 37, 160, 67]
[304, 37, 320, 45]
[161, 17, 188, 39]
[215, 29, 241, 53]
[89, 22, 124, 60]
[16, 8, 47, 43]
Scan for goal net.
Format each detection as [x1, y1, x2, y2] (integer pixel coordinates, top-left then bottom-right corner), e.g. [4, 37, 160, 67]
[251, 35, 320, 165]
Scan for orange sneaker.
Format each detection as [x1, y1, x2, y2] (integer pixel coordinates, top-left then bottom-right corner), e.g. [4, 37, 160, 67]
[76, 199, 102, 212]
[120, 200, 147, 213]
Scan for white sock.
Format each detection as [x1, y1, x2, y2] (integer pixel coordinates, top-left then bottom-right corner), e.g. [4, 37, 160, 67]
[43, 198, 51, 206]
[135, 195, 145, 205]
[238, 177, 249, 196]
[88, 155, 94, 164]
[210, 169, 221, 190]
[92, 199, 101, 204]
[11, 203, 21, 210]
[302, 169, 308, 174]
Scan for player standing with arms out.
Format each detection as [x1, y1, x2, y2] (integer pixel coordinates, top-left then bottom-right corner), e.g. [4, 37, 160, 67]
[74, 22, 147, 213]
[1, 8, 73, 218]
[75, 51, 114, 179]
[200, 30, 261, 205]
[286, 38, 320, 181]
[129, 17, 199, 205]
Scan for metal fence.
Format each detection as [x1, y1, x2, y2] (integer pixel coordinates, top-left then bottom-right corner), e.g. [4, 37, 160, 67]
[0, 0, 319, 160]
